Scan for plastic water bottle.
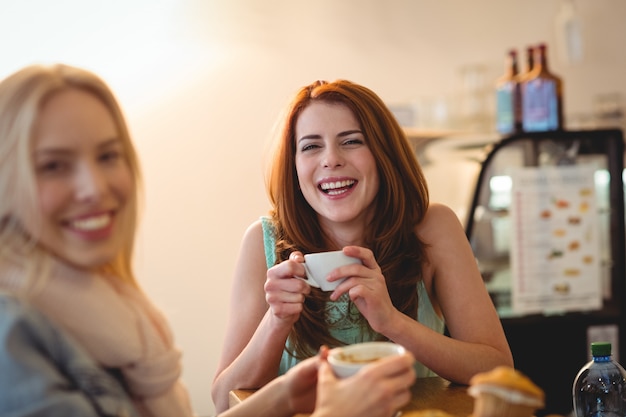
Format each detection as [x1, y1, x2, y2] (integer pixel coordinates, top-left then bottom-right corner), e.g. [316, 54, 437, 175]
[573, 342, 626, 417]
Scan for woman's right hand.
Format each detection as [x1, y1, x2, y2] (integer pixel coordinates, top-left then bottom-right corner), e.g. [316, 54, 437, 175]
[264, 251, 311, 325]
[312, 351, 416, 417]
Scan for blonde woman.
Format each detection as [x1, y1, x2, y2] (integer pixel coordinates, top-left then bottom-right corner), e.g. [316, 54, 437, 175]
[0, 64, 193, 417]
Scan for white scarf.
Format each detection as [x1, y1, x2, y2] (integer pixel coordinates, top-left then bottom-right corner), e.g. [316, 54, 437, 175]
[1, 259, 194, 417]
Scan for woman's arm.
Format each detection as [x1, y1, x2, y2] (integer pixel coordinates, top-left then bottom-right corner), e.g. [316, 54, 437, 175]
[329, 203, 513, 384]
[378, 203, 513, 383]
[211, 221, 312, 412]
[218, 354, 320, 417]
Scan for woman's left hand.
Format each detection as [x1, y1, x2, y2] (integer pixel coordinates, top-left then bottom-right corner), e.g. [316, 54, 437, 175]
[327, 246, 398, 333]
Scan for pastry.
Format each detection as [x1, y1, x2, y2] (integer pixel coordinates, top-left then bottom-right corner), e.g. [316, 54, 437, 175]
[468, 366, 545, 417]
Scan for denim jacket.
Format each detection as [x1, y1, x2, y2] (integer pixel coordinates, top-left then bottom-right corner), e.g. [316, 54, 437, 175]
[0, 293, 139, 417]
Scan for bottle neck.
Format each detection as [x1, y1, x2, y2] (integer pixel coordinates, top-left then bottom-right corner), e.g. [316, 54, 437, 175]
[511, 59, 519, 76]
[535, 45, 548, 72]
[525, 47, 534, 73]
[593, 355, 611, 363]
[503, 51, 518, 77]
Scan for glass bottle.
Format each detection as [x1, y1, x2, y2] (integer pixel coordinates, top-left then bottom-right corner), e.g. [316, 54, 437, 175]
[520, 45, 535, 81]
[573, 342, 626, 417]
[521, 43, 564, 132]
[554, 0, 583, 65]
[495, 49, 522, 135]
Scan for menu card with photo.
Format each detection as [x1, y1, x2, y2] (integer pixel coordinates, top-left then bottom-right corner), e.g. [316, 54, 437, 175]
[509, 165, 602, 314]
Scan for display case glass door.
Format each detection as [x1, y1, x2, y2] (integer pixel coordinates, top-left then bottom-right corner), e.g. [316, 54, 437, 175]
[464, 129, 625, 416]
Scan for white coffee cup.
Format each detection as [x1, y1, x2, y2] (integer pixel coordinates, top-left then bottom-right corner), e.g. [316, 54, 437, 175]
[328, 342, 407, 378]
[302, 250, 361, 292]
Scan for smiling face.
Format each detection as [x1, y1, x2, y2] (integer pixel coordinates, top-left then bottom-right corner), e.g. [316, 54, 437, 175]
[23, 88, 134, 270]
[294, 101, 379, 232]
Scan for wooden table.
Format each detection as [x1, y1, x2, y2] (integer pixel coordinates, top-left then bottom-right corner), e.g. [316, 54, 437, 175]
[229, 376, 474, 417]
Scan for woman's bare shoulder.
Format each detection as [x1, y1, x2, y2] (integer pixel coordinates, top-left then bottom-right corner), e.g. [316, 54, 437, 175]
[239, 219, 265, 250]
[416, 203, 464, 238]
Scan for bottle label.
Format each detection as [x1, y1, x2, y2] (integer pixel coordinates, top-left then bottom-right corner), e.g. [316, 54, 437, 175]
[496, 85, 516, 134]
[522, 78, 559, 131]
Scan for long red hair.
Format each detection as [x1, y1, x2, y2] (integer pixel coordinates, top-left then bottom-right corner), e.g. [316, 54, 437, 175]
[267, 80, 430, 357]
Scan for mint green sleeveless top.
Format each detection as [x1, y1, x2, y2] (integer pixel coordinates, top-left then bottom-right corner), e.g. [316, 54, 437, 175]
[261, 217, 444, 377]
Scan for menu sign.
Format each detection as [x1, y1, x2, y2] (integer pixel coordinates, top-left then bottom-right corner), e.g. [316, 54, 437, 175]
[509, 165, 602, 314]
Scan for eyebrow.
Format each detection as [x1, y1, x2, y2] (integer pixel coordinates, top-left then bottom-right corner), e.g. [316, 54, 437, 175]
[297, 129, 363, 143]
[34, 137, 122, 156]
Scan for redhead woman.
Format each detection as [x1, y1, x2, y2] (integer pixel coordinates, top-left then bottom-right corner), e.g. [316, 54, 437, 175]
[212, 79, 513, 412]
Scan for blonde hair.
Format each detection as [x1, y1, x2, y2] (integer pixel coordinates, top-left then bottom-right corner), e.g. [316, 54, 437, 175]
[0, 63, 142, 294]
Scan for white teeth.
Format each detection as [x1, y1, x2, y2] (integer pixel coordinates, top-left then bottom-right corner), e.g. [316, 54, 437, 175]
[320, 180, 355, 190]
[327, 189, 346, 196]
[70, 215, 111, 231]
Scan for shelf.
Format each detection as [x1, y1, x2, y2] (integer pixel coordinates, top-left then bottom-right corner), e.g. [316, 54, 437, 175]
[402, 127, 464, 140]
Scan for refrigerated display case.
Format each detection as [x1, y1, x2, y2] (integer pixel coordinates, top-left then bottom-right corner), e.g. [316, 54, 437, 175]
[464, 129, 625, 416]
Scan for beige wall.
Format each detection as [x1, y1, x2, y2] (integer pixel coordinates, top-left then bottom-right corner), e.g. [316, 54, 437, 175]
[2, 1, 625, 415]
